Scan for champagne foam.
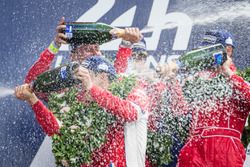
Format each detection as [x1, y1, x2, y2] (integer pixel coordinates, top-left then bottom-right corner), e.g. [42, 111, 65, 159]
[0, 87, 14, 98]
[192, 2, 250, 25]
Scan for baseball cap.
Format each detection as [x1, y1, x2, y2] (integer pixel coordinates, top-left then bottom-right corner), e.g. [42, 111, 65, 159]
[200, 30, 235, 48]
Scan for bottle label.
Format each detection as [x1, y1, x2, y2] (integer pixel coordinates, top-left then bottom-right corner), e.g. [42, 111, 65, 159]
[109, 162, 115, 167]
[60, 66, 68, 80]
[65, 25, 73, 39]
[213, 52, 223, 65]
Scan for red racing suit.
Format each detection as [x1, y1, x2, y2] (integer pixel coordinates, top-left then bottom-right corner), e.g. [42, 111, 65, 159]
[25, 43, 153, 167]
[177, 72, 250, 167]
[31, 80, 150, 167]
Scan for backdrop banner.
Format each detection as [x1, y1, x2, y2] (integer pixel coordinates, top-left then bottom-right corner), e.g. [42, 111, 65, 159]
[0, 0, 249, 166]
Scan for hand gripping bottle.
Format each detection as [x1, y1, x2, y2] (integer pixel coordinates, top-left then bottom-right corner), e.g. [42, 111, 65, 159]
[177, 43, 227, 71]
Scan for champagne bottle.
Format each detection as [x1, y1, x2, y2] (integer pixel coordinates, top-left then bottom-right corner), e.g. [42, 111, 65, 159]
[30, 62, 81, 93]
[177, 43, 227, 71]
[64, 22, 125, 45]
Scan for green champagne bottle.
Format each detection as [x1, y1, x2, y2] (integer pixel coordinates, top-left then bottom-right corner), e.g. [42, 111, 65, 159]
[64, 22, 125, 45]
[30, 62, 81, 93]
[177, 43, 227, 71]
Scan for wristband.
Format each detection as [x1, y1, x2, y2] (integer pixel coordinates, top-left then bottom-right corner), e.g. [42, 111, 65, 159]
[48, 41, 60, 54]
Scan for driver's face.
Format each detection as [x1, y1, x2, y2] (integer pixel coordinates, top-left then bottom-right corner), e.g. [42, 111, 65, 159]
[70, 44, 101, 62]
[226, 45, 233, 58]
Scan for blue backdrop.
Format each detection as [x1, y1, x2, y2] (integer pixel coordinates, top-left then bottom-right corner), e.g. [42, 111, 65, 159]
[0, 0, 249, 166]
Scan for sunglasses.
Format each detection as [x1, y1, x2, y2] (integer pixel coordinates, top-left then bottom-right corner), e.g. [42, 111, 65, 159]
[131, 52, 148, 61]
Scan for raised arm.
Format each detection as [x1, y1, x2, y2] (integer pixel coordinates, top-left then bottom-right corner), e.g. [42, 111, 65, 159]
[25, 17, 67, 84]
[230, 74, 250, 108]
[222, 57, 250, 108]
[114, 46, 132, 74]
[15, 84, 60, 136]
[25, 42, 59, 84]
[114, 27, 142, 74]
